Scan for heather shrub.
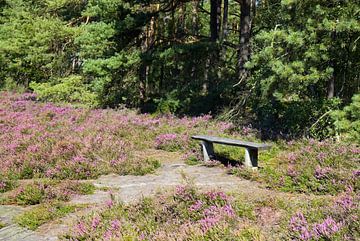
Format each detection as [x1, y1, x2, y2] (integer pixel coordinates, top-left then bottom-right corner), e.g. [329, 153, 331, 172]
[231, 139, 359, 194]
[65, 186, 242, 240]
[13, 183, 45, 205]
[69, 182, 96, 195]
[0, 179, 17, 193]
[64, 185, 359, 241]
[0, 92, 237, 182]
[154, 133, 185, 152]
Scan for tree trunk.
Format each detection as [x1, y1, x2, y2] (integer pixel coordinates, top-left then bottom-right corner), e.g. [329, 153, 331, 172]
[327, 76, 335, 99]
[192, 0, 200, 35]
[237, 0, 253, 82]
[221, 0, 228, 41]
[328, 30, 337, 99]
[139, 63, 148, 105]
[177, 2, 186, 37]
[210, 0, 222, 42]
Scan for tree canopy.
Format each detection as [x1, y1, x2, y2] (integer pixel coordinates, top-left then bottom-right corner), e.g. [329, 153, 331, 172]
[0, 0, 359, 139]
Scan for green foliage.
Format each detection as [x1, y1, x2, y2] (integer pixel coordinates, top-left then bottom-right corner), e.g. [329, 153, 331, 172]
[154, 91, 181, 114]
[30, 75, 98, 107]
[184, 156, 201, 166]
[114, 157, 161, 176]
[70, 182, 96, 195]
[4, 180, 95, 206]
[0, 0, 359, 136]
[0, 0, 78, 88]
[247, 0, 360, 137]
[331, 93, 360, 144]
[16, 202, 80, 230]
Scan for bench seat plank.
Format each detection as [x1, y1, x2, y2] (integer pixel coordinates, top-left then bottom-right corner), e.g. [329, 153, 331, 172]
[191, 135, 271, 150]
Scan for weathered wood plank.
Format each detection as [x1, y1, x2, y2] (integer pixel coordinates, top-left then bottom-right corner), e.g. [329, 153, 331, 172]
[191, 135, 271, 150]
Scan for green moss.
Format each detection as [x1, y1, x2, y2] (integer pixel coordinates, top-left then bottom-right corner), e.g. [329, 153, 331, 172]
[70, 182, 95, 195]
[118, 157, 161, 176]
[15, 202, 81, 230]
[237, 228, 263, 240]
[185, 156, 201, 166]
[0, 221, 6, 229]
[233, 200, 256, 220]
[6, 180, 96, 206]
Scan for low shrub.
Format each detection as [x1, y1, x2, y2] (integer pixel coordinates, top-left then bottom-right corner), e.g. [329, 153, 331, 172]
[0, 179, 17, 193]
[154, 133, 185, 152]
[288, 189, 359, 240]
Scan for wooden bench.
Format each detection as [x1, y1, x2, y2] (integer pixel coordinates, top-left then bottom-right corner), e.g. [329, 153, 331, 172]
[191, 135, 271, 169]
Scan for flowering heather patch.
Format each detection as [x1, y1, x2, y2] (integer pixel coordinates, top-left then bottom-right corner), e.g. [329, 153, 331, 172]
[289, 213, 344, 240]
[154, 133, 183, 151]
[287, 187, 359, 241]
[0, 91, 236, 184]
[64, 185, 359, 241]
[232, 139, 359, 194]
[65, 186, 241, 240]
[0, 92, 130, 180]
[289, 212, 312, 240]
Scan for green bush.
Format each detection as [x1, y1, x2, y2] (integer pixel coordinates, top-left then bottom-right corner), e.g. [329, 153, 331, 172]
[154, 91, 181, 114]
[30, 75, 98, 107]
[331, 93, 360, 144]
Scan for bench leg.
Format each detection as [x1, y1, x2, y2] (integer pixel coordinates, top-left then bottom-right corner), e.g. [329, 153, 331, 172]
[200, 141, 215, 162]
[244, 148, 258, 169]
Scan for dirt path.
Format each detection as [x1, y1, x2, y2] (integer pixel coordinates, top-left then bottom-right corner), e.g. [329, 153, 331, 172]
[0, 150, 316, 240]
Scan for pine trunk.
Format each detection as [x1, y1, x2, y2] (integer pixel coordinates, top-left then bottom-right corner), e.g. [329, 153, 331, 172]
[237, 0, 252, 82]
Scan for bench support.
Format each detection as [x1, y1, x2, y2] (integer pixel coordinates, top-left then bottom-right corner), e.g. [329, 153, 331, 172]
[244, 148, 258, 169]
[200, 141, 215, 162]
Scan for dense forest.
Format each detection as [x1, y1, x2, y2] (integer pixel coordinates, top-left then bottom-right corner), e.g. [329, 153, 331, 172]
[0, 0, 359, 140]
